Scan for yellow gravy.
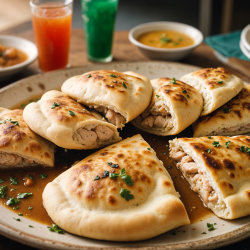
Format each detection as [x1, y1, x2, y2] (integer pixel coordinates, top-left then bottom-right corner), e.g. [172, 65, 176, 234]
[138, 30, 194, 49]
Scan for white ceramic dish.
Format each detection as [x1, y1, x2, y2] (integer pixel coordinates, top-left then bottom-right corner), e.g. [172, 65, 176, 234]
[240, 40, 250, 60]
[0, 61, 250, 250]
[128, 22, 203, 61]
[241, 24, 250, 52]
[0, 35, 38, 80]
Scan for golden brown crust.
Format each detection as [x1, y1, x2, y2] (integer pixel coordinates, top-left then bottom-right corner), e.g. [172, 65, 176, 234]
[61, 70, 152, 126]
[23, 91, 121, 149]
[180, 67, 244, 116]
[43, 135, 190, 241]
[131, 77, 203, 135]
[0, 109, 55, 167]
[194, 85, 250, 137]
[170, 135, 250, 219]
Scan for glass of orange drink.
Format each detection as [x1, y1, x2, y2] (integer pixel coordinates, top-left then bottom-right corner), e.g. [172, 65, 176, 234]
[30, 0, 73, 72]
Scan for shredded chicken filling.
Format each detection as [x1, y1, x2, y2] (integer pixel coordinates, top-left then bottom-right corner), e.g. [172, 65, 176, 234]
[77, 125, 114, 147]
[0, 153, 34, 166]
[210, 123, 250, 135]
[139, 100, 173, 129]
[170, 147, 218, 203]
[89, 106, 126, 127]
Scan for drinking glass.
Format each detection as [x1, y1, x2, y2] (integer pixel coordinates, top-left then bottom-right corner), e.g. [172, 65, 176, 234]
[81, 0, 119, 62]
[30, 0, 73, 72]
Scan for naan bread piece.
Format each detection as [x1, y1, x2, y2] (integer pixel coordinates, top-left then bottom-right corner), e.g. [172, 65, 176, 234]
[0, 108, 55, 169]
[170, 135, 250, 219]
[194, 85, 250, 137]
[23, 90, 121, 150]
[180, 67, 244, 116]
[131, 77, 203, 136]
[43, 134, 190, 241]
[61, 70, 152, 128]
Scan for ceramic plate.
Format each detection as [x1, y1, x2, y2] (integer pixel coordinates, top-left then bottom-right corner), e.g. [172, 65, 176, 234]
[0, 61, 250, 250]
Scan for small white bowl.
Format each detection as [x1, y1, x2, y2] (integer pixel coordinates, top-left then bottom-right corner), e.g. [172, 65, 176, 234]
[0, 35, 38, 79]
[129, 22, 203, 61]
[241, 24, 250, 52]
[240, 40, 250, 60]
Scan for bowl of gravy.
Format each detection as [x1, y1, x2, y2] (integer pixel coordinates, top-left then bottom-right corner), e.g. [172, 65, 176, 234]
[129, 22, 203, 61]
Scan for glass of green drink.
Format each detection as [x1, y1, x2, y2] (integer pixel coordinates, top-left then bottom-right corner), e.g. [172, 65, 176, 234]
[81, 0, 119, 62]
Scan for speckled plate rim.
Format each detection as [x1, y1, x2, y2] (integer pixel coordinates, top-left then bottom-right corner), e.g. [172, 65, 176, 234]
[0, 61, 250, 250]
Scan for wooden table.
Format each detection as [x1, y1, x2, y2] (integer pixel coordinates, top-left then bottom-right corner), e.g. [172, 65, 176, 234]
[0, 28, 250, 249]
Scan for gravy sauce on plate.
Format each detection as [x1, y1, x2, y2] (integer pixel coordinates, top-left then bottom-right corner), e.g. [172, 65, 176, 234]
[0, 99, 212, 226]
[137, 30, 194, 49]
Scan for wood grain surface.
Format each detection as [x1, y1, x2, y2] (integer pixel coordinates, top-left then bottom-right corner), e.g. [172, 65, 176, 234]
[0, 28, 250, 249]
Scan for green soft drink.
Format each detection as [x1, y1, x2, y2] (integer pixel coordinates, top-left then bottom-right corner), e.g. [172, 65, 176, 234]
[81, 0, 119, 62]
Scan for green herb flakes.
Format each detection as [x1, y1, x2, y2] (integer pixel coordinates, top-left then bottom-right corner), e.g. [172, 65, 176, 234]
[182, 90, 187, 94]
[68, 110, 75, 116]
[107, 162, 119, 168]
[170, 78, 177, 84]
[207, 223, 215, 231]
[13, 217, 20, 221]
[10, 177, 18, 185]
[0, 179, 5, 183]
[102, 170, 109, 178]
[13, 206, 19, 210]
[201, 232, 207, 234]
[94, 175, 100, 181]
[187, 94, 190, 98]
[87, 74, 91, 78]
[147, 148, 151, 150]
[156, 95, 160, 98]
[218, 80, 223, 84]
[7, 197, 19, 206]
[29, 225, 34, 228]
[212, 141, 221, 148]
[18, 214, 23, 216]
[240, 146, 246, 153]
[223, 108, 230, 113]
[27, 175, 33, 180]
[10, 120, 19, 126]
[208, 136, 212, 139]
[17, 193, 32, 199]
[47, 224, 65, 234]
[160, 37, 172, 43]
[225, 140, 231, 148]
[51, 102, 60, 109]
[109, 173, 119, 179]
[120, 168, 133, 186]
[0, 185, 7, 198]
[167, 166, 173, 169]
[109, 74, 116, 78]
[122, 82, 127, 89]
[247, 147, 250, 155]
[205, 148, 211, 153]
[120, 188, 134, 201]
[28, 207, 33, 210]
[40, 174, 48, 179]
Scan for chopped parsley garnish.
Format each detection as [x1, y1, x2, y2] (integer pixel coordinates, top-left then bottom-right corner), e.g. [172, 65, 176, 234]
[218, 80, 223, 84]
[0, 185, 7, 198]
[173, 42, 179, 46]
[47, 224, 65, 234]
[13, 217, 20, 221]
[102, 170, 109, 178]
[223, 108, 230, 113]
[147, 148, 151, 150]
[27, 175, 33, 180]
[13, 206, 19, 210]
[17, 193, 32, 199]
[170, 78, 177, 84]
[7, 197, 19, 206]
[225, 140, 231, 148]
[161, 151, 166, 155]
[120, 168, 133, 186]
[40, 174, 48, 179]
[18, 214, 23, 216]
[167, 166, 173, 169]
[156, 95, 160, 98]
[28, 207, 33, 210]
[122, 82, 127, 89]
[240, 146, 246, 153]
[205, 148, 211, 153]
[51, 102, 60, 109]
[29, 225, 34, 228]
[109, 74, 116, 78]
[109, 173, 119, 179]
[10, 120, 19, 126]
[201, 232, 207, 234]
[10, 177, 18, 185]
[107, 162, 119, 168]
[208, 136, 212, 139]
[120, 188, 134, 201]
[187, 94, 190, 98]
[207, 223, 215, 231]
[68, 110, 75, 116]
[94, 175, 100, 181]
[212, 141, 221, 148]
[160, 37, 172, 43]
[87, 74, 91, 78]
[0, 179, 5, 183]
[247, 147, 250, 155]
[182, 90, 187, 94]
